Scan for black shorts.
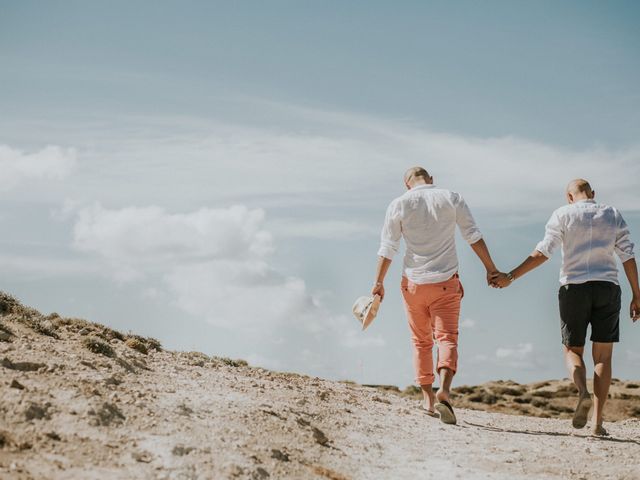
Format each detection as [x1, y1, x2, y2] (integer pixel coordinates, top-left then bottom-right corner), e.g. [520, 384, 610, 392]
[558, 281, 621, 347]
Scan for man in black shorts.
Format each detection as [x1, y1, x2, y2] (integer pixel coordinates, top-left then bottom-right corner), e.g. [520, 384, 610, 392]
[492, 179, 639, 436]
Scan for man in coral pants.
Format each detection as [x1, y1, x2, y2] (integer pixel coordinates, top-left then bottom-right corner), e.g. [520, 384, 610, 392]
[372, 167, 498, 424]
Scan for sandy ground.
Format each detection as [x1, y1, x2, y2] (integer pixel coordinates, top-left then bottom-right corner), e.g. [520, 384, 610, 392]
[1, 295, 640, 479]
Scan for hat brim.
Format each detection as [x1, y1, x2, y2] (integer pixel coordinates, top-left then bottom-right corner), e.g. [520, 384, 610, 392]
[361, 294, 381, 330]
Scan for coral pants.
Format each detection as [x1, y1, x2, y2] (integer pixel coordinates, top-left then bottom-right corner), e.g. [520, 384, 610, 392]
[401, 274, 463, 385]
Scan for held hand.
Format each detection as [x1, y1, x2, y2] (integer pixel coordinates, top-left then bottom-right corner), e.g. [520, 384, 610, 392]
[490, 271, 512, 289]
[372, 283, 385, 302]
[486, 270, 500, 288]
[631, 296, 640, 322]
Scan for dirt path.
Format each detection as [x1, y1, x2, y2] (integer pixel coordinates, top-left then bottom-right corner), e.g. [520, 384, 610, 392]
[1, 296, 639, 479]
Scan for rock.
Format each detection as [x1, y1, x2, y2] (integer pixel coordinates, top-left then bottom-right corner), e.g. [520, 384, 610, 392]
[172, 445, 195, 456]
[0, 331, 12, 342]
[24, 403, 49, 421]
[92, 402, 125, 426]
[132, 451, 153, 463]
[312, 427, 329, 446]
[253, 467, 270, 479]
[2, 357, 46, 372]
[45, 432, 61, 441]
[0, 430, 13, 448]
[10, 379, 25, 389]
[176, 403, 194, 416]
[271, 449, 289, 462]
[104, 375, 123, 386]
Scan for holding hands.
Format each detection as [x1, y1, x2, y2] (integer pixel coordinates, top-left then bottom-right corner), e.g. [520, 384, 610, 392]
[489, 271, 514, 289]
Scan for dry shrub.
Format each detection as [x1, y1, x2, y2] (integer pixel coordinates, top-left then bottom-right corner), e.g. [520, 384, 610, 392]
[219, 357, 248, 368]
[454, 385, 477, 395]
[83, 336, 115, 358]
[491, 386, 525, 396]
[0, 292, 22, 316]
[145, 337, 162, 351]
[125, 337, 148, 355]
[28, 317, 60, 339]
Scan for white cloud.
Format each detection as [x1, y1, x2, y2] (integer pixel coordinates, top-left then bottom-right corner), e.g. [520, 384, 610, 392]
[70, 203, 376, 364]
[0, 144, 76, 190]
[495, 342, 536, 368]
[59, 106, 640, 219]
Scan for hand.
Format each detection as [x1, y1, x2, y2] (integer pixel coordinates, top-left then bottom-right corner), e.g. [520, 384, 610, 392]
[631, 296, 640, 322]
[490, 271, 512, 289]
[372, 283, 385, 302]
[486, 270, 500, 288]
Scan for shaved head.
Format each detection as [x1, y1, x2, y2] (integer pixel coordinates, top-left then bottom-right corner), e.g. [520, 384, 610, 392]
[566, 178, 595, 203]
[404, 166, 432, 186]
[566, 179, 593, 196]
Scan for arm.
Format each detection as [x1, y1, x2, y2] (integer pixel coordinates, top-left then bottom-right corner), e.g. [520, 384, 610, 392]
[455, 195, 499, 283]
[373, 201, 401, 301]
[469, 238, 499, 285]
[614, 211, 638, 321]
[622, 258, 640, 322]
[372, 256, 392, 301]
[492, 250, 550, 288]
[492, 211, 561, 288]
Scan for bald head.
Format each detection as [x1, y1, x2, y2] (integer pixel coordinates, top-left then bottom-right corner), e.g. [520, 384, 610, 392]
[404, 167, 432, 188]
[566, 178, 595, 203]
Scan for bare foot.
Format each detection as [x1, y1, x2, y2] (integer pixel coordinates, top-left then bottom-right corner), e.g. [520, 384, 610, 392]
[572, 393, 592, 429]
[592, 424, 609, 437]
[435, 388, 449, 403]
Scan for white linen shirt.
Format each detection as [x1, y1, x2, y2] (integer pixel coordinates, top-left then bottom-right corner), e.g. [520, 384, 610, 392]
[535, 199, 635, 286]
[377, 184, 483, 284]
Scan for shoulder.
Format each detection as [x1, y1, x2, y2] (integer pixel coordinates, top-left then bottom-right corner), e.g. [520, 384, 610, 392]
[552, 204, 572, 218]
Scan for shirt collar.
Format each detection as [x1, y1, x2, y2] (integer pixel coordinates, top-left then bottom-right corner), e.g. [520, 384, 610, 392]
[410, 184, 436, 190]
[575, 199, 596, 204]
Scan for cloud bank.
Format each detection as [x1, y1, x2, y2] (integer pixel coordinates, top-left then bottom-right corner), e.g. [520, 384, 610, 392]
[71, 203, 384, 361]
[0, 144, 76, 190]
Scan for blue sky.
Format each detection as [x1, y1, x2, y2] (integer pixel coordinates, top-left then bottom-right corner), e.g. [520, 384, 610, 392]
[1, 1, 639, 387]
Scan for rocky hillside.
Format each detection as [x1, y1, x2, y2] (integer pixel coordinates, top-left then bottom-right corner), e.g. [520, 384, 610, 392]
[1, 292, 639, 480]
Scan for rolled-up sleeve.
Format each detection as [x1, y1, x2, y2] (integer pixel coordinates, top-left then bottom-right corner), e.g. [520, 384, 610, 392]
[535, 211, 563, 258]
[454, 194, 483, 244]
[614, 210, 635, 262]
[377, 200, 402, 260]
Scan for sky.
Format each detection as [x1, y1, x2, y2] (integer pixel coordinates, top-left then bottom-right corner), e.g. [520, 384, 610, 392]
[1, 0, 639, 388]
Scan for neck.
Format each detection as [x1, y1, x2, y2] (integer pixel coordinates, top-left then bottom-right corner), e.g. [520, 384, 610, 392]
[410, 180, 429, 188]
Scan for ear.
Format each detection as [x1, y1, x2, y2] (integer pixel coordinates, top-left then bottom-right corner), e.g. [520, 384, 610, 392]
[428, 176, 434, 184]
[566, 192, 574, 204]
[590, 190, 596, 199]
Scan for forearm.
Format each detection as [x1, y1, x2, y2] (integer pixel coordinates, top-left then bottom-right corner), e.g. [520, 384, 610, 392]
[470, 238, 497, 272]
[374, 256, 392, 285]
[510, 250, 548, 280]
[623, 258, 640, 297]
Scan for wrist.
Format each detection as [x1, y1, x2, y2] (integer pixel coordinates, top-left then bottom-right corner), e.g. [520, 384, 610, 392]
[506, 271, 515, 283]
[374, 281, 383, 286]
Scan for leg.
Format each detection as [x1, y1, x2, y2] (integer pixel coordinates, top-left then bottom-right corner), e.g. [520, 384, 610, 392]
[591, 342, 613, 433]
[558, 283, 592, 428]
[420, 384, 436, 412]
[401, 282, 435, 409]
[564, 345, 593, 429]
[564, 346, 588, 396]
[436, 367, 455, 403]
[431, 278, 462, 403]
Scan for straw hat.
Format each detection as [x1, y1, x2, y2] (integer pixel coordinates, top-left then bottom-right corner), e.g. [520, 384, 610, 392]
[352, 294, 381, 330]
